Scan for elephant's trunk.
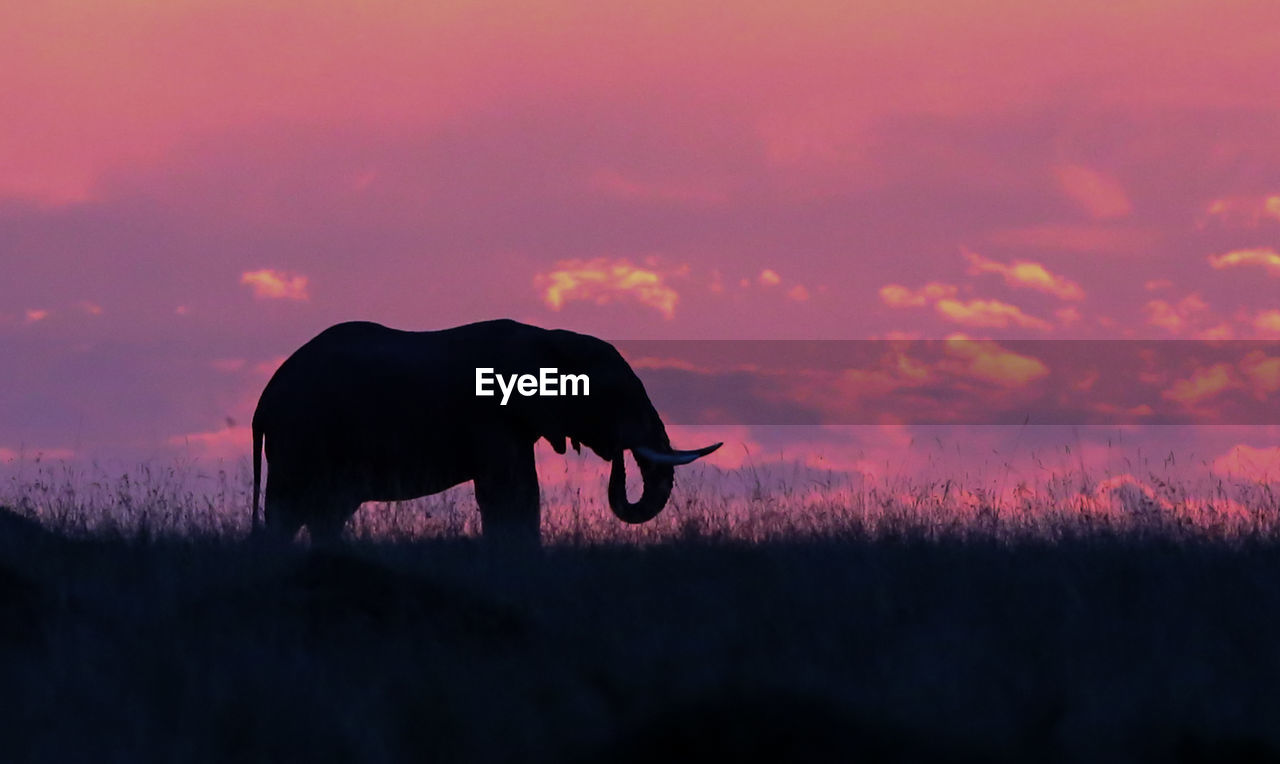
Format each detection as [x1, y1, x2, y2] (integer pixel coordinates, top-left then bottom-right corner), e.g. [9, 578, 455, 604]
[607, 450, 675, 525]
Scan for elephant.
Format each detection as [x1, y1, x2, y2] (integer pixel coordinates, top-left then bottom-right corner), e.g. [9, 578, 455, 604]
[251, 319, 721, 544]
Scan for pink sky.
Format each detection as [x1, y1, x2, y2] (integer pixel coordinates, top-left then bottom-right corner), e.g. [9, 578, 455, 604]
[3, 1, 1279, 490]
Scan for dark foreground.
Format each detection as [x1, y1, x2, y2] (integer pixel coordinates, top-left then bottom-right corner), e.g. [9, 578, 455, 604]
[2, 514, 1279, 762]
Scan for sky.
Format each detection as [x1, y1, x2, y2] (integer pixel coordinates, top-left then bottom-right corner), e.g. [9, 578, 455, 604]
[2, 1, 1280, 495]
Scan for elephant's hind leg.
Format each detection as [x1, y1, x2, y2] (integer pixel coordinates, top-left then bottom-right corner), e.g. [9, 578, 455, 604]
[473, 445, 541, 546]
[305, 497, 359, 546]
[263, 477, 309, 542]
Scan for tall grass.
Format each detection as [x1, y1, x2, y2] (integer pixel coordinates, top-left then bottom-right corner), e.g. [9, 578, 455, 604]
[2, 458, 1280, 761]
[4, 455, 1278, 544]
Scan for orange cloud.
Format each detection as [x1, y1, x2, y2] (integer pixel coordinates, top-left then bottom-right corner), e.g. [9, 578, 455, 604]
[24, 308, 49, 323]
[1201, 194, 1280, 228]
[934, 298, 1053, 331]
[1143, 294, 1208, 334]
[943, 335, 1049, 387]
[1162, 363, 1234, 404]
[240, 269, 309, 301]
[786, 284, 809, 301]
[535, 257, 680, 319]
[1240, 351, 1280, 395]
[1143, 279, 1173, 291]
[1053, 164, 1132, 220]
[961, 248, 1084, 300]
[78, 301, 103, 315]
[758, 269, 781, 286]
[893, 351, 931, 382]
[836, 367, 909, 397]
[1254, 310, 1280, 335]
[1207, 247, 1280, 276]
[878, 282, 958, 308]
[1192, 323, 1234, 340]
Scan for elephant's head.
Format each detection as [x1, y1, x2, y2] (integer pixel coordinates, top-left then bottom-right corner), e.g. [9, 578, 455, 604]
[518, 330, 721, 524]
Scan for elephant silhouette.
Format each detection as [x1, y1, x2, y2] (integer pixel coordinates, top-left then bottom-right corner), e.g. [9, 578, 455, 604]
[252, 319, 719, 543]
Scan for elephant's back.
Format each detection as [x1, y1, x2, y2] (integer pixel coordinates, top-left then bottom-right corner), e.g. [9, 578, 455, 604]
[253, 318, 554, 427]
[256, 323, 430, 422]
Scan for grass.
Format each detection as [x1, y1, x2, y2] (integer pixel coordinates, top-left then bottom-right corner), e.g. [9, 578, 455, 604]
[2, 460, 1280, 762]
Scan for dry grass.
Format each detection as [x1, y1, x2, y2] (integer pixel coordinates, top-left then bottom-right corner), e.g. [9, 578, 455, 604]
[5, 455, 1278, 545]
[2, 459, 1280, 762]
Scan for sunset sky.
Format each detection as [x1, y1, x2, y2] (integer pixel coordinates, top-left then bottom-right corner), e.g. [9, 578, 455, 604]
[3, 1, 1279, 490]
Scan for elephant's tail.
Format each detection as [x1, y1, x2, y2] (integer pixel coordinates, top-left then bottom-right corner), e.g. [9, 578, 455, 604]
[251, 412, 264, 533]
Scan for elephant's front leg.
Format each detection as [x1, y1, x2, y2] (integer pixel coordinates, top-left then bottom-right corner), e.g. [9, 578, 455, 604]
[472, 443, 541, 546]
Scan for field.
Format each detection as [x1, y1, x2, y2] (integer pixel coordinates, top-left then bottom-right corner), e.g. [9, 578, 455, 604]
[3, 461, 1280, 762]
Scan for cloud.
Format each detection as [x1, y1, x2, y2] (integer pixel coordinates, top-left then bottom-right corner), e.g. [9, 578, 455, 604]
[23, 309, 49, 324]
[1085, 475, 1173, 516]
[0, 445, 76, 462]
[1254, 310, 1280, 335]
[961, 248, 1084, 300]
[1210, 444, 1280, 480]
[878, 282, 958, 308]
[880, 272, 1054, 331]
[1162, 363, 1234, 404]
[240, 269, 309, 300]
[168, 425, 253, 459]
[1240, 351, 1280, 395]
[78, 301, 103, 316]
[1193, 323, 1234, 340]
[1053, 164, 1132, 219]
[943, 336, 1049, 387]
[1143, 294, 1208, 334]
[728, 268, 812, 301]
[934, 298, 1053, 331]
[1207, 247, 1280, 276]
[1201, 194, 1280, 228]
[535, 257, 680, 319]
[1143, 279, 1173, 291]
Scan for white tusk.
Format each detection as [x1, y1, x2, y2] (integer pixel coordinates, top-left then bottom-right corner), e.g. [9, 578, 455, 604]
[633, 442, 722, 466]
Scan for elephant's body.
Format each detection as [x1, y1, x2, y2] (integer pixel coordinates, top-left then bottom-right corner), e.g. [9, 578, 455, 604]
[252, 320, 718, 544]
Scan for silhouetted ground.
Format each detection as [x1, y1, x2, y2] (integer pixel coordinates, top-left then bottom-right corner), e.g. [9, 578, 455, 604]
[3, 505, 1280, 763]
